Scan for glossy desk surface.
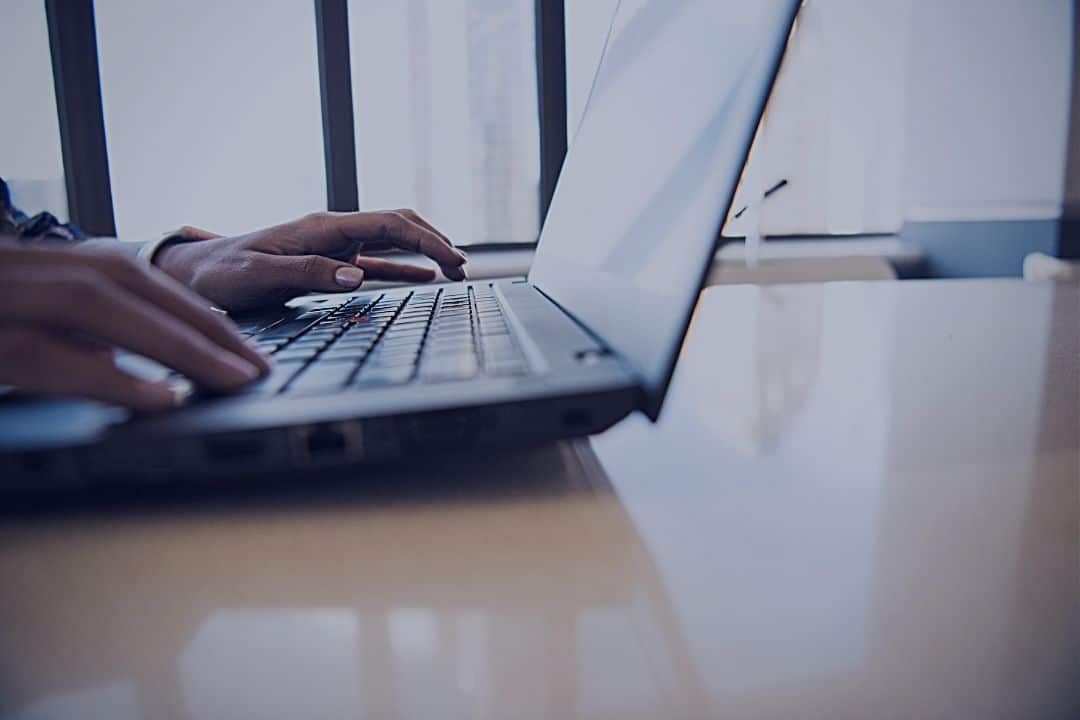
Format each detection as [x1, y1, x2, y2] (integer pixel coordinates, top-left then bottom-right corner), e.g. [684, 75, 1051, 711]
[1, 279, 1077, 719]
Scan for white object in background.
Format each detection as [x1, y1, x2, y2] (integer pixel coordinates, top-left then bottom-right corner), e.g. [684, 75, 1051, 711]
[729, 0, 1072, 235]
[1023, 252, 1080, 282]
[906, 0, 1072, 222]
[741, 134, 766, 268]
[727, 0, 912, 237]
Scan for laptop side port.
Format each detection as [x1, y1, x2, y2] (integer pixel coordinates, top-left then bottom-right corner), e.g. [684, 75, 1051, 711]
[295, 422, 363, 466]
[203, 433, 267, 465]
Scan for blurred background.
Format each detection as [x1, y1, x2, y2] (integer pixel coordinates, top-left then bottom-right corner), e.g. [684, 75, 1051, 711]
[1, 0, 1076, 274]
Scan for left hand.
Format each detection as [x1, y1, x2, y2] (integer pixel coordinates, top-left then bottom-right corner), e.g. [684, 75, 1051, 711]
[154, 210, 467, 312]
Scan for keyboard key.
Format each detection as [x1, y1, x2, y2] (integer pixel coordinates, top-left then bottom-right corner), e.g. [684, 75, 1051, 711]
[273, 347, 321, 362]
[286, 360, 357, 394]
[288, 337, 331, 350]
[320, 345, 370, 362]
[236, 360, 306, 395]
[425, 342, 476, 357]
[353, 365, 414, 386]
[383, 327, 426, 339]
[258, 316, 321, 341]
[334, 341, 376, 355]
[371, 349, 421, 367]
[389, 320, 429, 330]
[420, 355, 478, 382]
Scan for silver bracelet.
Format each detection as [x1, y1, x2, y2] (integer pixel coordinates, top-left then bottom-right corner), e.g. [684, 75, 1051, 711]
[136, 231, 187, 266]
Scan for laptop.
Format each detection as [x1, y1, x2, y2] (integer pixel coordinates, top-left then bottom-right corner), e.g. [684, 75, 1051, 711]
[0, 0, 800, 491]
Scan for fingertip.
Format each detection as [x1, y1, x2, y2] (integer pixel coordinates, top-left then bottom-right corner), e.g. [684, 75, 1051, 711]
[247, 347, 272, 374]
[443, 265, 467, 282]
[214, 353, 262, 388]
[131, 379, 181, 412]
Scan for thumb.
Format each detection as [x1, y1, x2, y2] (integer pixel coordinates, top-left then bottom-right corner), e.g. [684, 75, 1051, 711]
[259, 254, 366, 293]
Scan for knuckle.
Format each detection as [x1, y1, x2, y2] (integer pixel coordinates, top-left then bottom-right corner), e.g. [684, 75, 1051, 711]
[383, 213, 412, 243]
[296, 255, 320, 276]
[234, 253, 259, 277]
[302, 211, 332, 234]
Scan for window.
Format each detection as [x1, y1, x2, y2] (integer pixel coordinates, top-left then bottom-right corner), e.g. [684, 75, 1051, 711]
[20, 0, 562, 245]
[0, 0, 68, 219]
[94, 0, 326, 240]
[348, 0, 540, 245]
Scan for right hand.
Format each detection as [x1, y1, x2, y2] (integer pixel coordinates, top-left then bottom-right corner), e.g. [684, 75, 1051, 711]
[0, 243, 270, 411]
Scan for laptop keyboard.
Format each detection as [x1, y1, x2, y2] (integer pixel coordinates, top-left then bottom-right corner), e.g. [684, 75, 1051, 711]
[242, 285, 529, 396]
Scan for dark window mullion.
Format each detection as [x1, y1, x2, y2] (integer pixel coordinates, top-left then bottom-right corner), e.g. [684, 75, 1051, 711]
[315, 0, 360, 213]
[535, 0, 568, 228]
[45, 0, 116, 237]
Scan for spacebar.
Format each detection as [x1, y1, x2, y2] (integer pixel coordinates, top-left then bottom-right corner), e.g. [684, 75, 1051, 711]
[286, 361, 357, 394]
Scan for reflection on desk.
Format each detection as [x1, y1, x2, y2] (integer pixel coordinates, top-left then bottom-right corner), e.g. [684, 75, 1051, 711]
[0, 279, 1077, 719]
[0, 445, 700, 719]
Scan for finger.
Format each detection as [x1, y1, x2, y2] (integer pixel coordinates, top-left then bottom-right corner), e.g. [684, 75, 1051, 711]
[335, 212, 467, 273]
[395, 208, 458, 249]
[164, 225, 222, 241]
[353, 255, 436, 283]
[0, 245, 269, 373]
[256, 253, 367, 294]
[380, 211, 466, 281]
[3, 269, 261, 391]
[78, 252, 270, 373]
[7, 246, 270, 375]
[0, 325, 176, 411]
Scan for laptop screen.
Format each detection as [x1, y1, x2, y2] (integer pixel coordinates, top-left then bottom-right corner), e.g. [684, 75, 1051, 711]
[528, 0, 799, 417]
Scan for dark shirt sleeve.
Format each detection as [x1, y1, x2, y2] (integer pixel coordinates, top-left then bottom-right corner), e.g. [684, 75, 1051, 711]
[1, 176, 86, 245]
[0, 176, 150, 260]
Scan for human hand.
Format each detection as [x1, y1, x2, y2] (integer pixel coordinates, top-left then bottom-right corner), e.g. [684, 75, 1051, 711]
[154, 210, 466, 312]
[0, 244, 270, 411]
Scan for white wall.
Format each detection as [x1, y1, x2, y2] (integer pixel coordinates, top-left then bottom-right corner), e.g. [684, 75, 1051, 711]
[94, 0, 327, 241]
[567, 0, 1075, 236]
[904, 0, 1072, 222]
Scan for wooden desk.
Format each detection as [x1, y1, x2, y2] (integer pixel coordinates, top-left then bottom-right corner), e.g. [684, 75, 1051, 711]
[1, 279, 1076, 719]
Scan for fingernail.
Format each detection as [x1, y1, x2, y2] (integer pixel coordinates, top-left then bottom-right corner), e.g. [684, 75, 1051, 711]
[335, 267, 365, 288]
[167, 378, 193, 406]
[137, 380, 182, 411]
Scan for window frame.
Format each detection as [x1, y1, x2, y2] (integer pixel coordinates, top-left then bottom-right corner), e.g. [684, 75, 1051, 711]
[47, 0, 567, 243]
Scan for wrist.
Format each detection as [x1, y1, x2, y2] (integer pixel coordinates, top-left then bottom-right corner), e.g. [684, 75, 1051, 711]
[152, 236, 201, 286]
